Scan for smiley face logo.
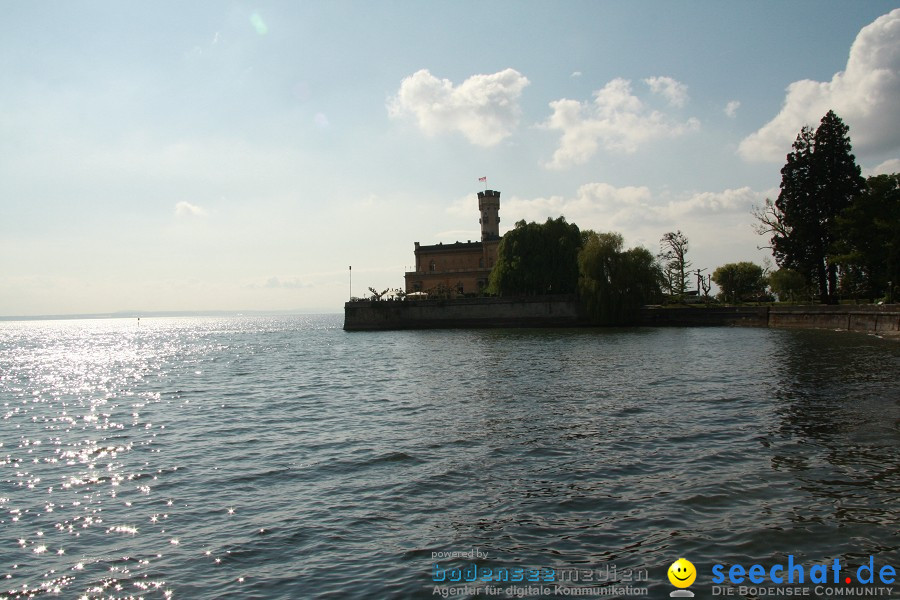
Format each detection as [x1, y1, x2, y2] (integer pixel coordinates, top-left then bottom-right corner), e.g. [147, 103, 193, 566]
[668, 558, 696, 588]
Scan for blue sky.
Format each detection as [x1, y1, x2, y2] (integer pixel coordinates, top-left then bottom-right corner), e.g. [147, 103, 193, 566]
[2, 1, 898, 315]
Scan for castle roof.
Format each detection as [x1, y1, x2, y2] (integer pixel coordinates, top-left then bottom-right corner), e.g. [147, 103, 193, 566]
[414, 241, 488, 254]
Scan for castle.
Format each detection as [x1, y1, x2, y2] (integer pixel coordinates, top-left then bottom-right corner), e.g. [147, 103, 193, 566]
[404, 190, 502, 296]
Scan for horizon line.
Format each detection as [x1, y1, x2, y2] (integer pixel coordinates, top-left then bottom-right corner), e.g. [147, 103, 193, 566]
[0, 308, 342, 322]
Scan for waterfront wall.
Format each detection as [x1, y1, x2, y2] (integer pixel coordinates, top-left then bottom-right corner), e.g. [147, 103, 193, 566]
[344, 296, 587, 330]
[640, 305, 900, 334]
[639, 306, 769, 327]
[344, 297, 900, 335]
[768, 304, 900, 334]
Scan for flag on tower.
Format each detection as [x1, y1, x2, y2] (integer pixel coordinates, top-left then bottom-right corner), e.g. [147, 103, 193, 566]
[478, 176, 487, 182]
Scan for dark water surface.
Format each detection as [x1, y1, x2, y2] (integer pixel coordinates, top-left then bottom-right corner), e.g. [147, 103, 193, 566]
[1, 315, 898, 599]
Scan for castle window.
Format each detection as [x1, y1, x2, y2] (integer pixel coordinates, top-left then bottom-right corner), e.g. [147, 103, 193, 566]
[429, 260, 436, 272]
[479, 257, 484, 268]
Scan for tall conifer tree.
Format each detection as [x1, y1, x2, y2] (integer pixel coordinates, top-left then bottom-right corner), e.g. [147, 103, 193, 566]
[813, 111, 866, 299]
[769, 111, 864, 304]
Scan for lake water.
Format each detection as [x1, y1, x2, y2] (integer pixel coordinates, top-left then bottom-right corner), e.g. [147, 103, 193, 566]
[1, 315, 898, 599]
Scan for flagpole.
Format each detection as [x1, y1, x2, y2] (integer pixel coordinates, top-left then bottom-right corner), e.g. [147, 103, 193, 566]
[349, 265, 352, 300]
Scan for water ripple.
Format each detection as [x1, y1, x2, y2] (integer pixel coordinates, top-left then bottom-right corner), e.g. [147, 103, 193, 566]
[1, 317, 898, 598]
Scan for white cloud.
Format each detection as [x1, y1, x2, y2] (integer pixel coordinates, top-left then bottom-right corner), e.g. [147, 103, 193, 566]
[501, 184, 771, 270]
[504, 184, 763, 230]
[571, 71, 582, 78]
[725, 100, 741, 118]
[644, 76, 689, 108]
[387, 68, 530, 147]
[445, 193, 478, 218]
[865, 158, 900, 176]
[739, 8, 900, 162]
[539, 78, 700, 169]
[663, 187, 763, 219]
[174, 201, 207, 217]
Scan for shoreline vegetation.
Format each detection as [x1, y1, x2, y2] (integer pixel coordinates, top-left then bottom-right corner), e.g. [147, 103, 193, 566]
[357, 111, 898, 327]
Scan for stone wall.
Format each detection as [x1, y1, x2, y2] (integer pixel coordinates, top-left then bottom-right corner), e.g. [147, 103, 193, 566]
[769, 304, 900, 334]
[343, 296, 586, 331]
[640, 305, 899, 334]
[344, 297, 900, 335]
[639, 306, 769, 327]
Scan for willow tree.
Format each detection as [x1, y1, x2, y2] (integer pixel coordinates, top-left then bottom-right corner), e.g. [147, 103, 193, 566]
[488, 216, 582, 295]
[578, 231, 663, 324]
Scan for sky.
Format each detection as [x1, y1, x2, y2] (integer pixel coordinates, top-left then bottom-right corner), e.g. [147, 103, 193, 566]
[1, 1, 899, 316]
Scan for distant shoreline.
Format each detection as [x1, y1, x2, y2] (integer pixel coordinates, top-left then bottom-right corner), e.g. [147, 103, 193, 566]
[0, 309, 337, 322]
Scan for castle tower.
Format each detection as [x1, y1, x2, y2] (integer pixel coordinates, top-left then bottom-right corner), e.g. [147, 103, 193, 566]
[478, 189, 500, 241]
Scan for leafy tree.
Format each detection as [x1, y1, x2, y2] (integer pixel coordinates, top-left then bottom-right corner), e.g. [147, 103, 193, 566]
[488, 216, 582, 295]
[578, 232, 663, 324]
[712, 262, 767, 304]
[833, 173, 900, 301]
[757, 110, 865, 303]
[658, 230, 691, 298]
[767, 268, 809, 302]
